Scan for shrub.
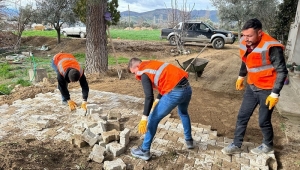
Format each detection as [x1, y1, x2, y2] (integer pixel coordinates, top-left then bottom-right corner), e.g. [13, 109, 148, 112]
[0, 84, 12, 95]
[16, 79, 31, 87]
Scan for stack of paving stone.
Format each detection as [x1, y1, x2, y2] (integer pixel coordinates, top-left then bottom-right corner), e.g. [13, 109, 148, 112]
[70, 104, 129, 169]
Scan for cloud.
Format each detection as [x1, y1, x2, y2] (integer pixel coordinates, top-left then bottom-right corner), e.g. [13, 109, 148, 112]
[118, 0, 215, 12]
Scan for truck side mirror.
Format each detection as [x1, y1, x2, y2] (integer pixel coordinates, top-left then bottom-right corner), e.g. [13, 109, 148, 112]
[205, 28, 210, 32]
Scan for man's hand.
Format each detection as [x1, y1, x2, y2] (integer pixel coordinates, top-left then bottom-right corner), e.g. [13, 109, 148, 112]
[236, 77, 245, 90]
[138, 115, 148, 134]
[67, 100, 77, 111]
[265, 93, 279, 110]
[81, 101, 87, 112]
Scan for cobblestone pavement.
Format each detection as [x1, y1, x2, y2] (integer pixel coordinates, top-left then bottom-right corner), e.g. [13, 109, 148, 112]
[0, 89, 277, 169]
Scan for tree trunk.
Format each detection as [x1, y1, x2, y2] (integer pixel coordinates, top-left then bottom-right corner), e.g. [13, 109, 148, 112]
[85, 0, 107, 74]
[56, 27, 61, 44]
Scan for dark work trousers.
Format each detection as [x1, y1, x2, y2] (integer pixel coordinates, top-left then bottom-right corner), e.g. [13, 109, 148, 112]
[233, 85, 274, 148]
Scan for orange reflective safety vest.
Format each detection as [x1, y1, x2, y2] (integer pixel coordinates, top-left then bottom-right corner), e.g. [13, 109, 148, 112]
[53, 53, 83, 77]
[239, 32, 284, 89]
[135, 60, 188, 95]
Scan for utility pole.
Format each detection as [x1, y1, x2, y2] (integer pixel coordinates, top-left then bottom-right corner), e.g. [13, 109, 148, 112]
[128, 4, 130, 30]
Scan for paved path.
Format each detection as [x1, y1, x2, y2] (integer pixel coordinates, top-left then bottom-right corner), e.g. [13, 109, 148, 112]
[0, 89, 277, 169]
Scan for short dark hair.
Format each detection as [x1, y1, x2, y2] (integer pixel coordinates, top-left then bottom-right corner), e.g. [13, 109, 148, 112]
[242, 18, 262, 31]
[68, 69, 80, 82]
[128, 57, 142, 72]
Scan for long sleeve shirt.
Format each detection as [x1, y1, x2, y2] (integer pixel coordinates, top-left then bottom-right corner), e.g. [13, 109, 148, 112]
[141, 74, 162, 116]
[57, 68, 89, 101]
[239, 46, 288, 94]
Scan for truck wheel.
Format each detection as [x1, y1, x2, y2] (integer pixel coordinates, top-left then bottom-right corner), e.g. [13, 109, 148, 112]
[63, 32, 68, 37]
[169, 36, 182, 46]
[80, 32, 86, 38]
[212, 37, 225, 49]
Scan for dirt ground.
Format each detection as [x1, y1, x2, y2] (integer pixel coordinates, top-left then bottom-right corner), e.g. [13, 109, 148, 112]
[0, 36, 299, 169]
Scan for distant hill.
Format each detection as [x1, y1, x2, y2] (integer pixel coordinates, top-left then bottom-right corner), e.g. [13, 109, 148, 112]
[120, 8, 219, 24]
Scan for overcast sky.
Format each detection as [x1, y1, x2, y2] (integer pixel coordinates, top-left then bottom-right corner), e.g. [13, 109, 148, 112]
[118, 0, 215, 12]
[6, 0, 215, 13]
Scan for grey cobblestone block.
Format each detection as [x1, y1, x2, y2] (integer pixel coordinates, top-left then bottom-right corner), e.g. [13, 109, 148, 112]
[89, 113, 103, 122]
[153, 138, 169, 145]
[206, 139, 216, 146]
[70, 134, 88, 148]
[199, 134, 209, 142]
[102, 129, 120, 143]
[108, 109, 121, 120]
[36, 120, 50, 131]
[169, 126, 183, 133]
[214, 149, 231, 163]
[197, 143, 208, 151]
[82, 128, 99, 146]
[151, 148, 163, 157]
[107, 120, 120, 131]
[120, 128, 130, 146]
[223, 137, 233, 145]
[235, 156, 250, 166]
[242, 153, 258, 160]
[103, 158, 126, 170]
[192, 127, 204, 134]
[72, 123, 86, 134]
[88, 144, 106, 163]
[106, 142, 125, 157]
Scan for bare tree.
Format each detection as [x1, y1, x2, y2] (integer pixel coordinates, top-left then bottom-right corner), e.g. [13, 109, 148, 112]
[85, 0, 108, 73]
[14, 5, 35, 51]
[35, 0, 77, 44]
[0, 0, 5, 20]
[165, 0, 195, 54]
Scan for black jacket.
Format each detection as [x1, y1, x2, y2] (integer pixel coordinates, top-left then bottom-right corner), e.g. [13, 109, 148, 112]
[57, 68, 89, 101]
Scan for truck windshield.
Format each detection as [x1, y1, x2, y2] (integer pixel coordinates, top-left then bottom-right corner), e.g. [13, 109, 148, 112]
[206, 23, 216, 30]
[173, 23, 182, 29]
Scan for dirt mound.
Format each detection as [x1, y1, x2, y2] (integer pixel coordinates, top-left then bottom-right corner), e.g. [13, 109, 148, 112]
[0, 31, 17, 49]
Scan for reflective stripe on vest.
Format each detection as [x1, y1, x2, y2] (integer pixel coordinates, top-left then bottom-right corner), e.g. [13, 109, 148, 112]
[57, 57, 83, 76]
[240, 38, 281, 67]
[136, 63, 169, 87]
[247, 64, 274, 73]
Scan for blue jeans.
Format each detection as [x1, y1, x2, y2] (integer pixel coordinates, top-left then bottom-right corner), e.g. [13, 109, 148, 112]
[51, 60, 67, 101]
[233, 85, 274, 147]
[141, 85, 193, 151]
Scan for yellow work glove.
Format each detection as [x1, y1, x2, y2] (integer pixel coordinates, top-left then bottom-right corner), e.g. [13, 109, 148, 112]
[81, 101, 87, 112]
[236, 77, 245, 90]
[67, 100, 77, 111]
[138, 115, 148, 134]
[265, 93, 279, 110]
[151, 99, 159, 112]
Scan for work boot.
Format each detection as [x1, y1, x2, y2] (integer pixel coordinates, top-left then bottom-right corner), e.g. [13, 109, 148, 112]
[131, 146, 151, 161]
[250, 143, 274, 154]
[186, 139, 194, 149]
[221, 143, 242, 155]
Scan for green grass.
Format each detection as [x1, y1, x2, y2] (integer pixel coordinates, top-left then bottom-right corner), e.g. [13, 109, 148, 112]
[21, 30, 58, 37]
[109, 29, 161, 41]
[0, 83, 13, 95]
[16, 79, 31, 87]
[21, 29, 162, 41]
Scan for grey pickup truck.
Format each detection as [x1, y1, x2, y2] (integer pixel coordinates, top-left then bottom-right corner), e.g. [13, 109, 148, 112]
[160, 21, 236, 49]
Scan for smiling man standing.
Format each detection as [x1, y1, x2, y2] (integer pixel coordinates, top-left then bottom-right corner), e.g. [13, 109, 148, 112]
[222, 18, 288, 155]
